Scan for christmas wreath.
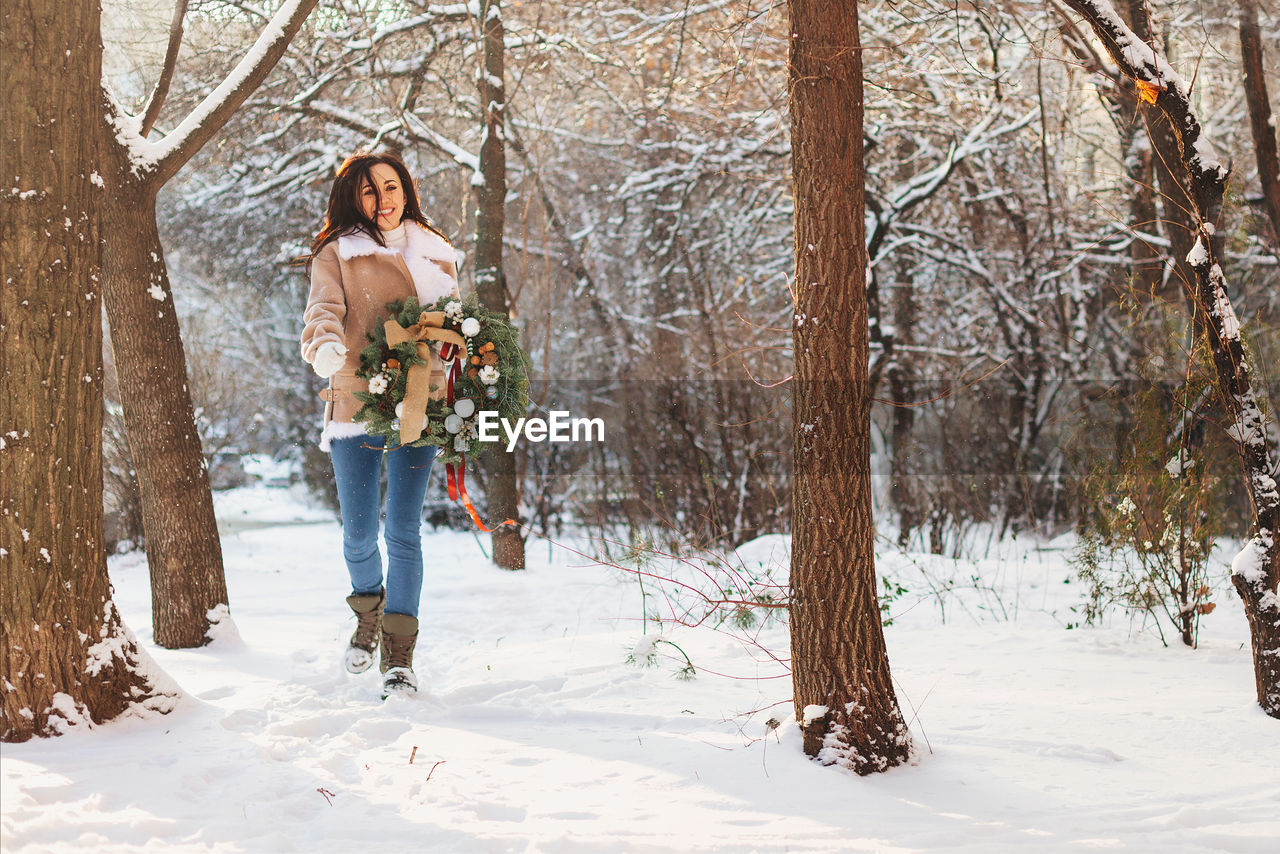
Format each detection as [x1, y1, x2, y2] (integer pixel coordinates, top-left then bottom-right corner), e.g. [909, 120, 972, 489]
[352, 295, 529, 466]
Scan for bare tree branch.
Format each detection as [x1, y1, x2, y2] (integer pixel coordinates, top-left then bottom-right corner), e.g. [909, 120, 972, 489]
[140, 0, 190, 137]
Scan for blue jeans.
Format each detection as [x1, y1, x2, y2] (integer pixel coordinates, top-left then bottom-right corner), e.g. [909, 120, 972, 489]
[329, 435, 437, 618]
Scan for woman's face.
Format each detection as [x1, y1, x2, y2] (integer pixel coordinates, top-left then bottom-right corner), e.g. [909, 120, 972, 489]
[359, 163, 405, 229]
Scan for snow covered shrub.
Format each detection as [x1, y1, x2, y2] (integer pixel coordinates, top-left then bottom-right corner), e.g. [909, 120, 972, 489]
[625, 633, 696, 680]
[610, 532, 790, 678]
[1073, 359, 1235, 647]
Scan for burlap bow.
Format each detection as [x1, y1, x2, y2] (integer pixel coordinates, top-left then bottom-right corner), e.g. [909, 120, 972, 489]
[385, 310, 467, 444]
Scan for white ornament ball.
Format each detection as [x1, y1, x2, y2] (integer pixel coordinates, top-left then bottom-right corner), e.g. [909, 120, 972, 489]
[454, 398, 476, 418]
[444, 413, 464, 434]
[460, 317, 481, 337]
[395, 402, 404, 418]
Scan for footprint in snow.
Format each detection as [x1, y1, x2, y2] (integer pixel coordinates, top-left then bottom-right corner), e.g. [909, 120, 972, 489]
[349, 718, 412, 742]
[1037, 744, 1125, 762]
[220, 708, 268, 731]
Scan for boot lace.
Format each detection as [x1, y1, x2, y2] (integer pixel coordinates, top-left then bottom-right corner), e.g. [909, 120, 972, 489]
[383, 632, 415, 670]
[352, 608, 381, 652]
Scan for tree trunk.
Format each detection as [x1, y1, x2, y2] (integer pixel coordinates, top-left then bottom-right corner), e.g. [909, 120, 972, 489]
[889, 275, 919, 549]
[100, 182, 228, 648]
[1124, 0, 1198, 304]
[788, 0, 913, 772]
[1120, 99, 1162, 290]
[474, 0, 524, 569]
[1, 0, 166, 741]
[1239, 0, 1280, 245]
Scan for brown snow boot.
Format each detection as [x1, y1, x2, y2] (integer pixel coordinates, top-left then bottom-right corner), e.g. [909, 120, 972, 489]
[344, 588, 384, 674]
[380, 613, 419, 698]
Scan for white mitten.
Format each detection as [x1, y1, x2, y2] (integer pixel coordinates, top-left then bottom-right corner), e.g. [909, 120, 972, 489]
[311, 341, 348, 379]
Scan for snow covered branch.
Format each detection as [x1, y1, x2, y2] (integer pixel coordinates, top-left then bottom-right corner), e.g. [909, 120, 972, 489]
[343, 5, 472, 49]
[1057, 0, 1228, 215]
[111, 0, 320, 185]
[1061, 0, 1280, 717]
[402, 112, 480, 173]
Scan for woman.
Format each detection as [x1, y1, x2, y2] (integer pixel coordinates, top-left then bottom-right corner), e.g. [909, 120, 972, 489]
[300, 151, 459, 698]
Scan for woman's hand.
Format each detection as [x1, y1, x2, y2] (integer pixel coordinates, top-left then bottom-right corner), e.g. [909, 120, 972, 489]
[311, 341, 348, 379]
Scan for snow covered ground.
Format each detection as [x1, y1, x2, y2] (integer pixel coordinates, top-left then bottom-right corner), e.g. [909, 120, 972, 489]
[3, 482, 1278, 853]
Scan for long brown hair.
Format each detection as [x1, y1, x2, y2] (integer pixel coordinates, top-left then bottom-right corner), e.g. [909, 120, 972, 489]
[306, 151, 449, 265]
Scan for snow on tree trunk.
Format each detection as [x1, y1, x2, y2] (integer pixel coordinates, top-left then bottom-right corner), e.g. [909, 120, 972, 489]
[100, 181, 229, 649]
[787, 0, 913, 771]
[1062, 0, 1280, 718]
[473, 0, 524, 570]
[1, 0, 171, 741]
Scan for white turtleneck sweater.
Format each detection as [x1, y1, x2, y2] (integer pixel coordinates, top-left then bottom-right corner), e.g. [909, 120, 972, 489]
[381, 221, 409, 252]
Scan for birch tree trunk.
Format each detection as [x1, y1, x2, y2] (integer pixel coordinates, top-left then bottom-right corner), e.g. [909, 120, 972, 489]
[474, 0, 525, 569]
[1, 0, 168, 741]
[788, 0, 913, 772]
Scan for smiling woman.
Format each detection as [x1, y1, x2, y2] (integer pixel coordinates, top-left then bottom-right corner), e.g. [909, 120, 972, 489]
[299, 150, 460, 700]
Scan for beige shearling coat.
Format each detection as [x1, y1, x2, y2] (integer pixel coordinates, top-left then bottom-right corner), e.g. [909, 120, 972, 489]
[301, 223, 460, 428]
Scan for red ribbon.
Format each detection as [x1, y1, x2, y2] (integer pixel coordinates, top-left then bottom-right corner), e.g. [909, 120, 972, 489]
[439, 341, 514, 532]
[445, 459, 516, 533]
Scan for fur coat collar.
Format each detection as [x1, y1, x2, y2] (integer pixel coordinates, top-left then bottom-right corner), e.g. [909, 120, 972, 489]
[336, 221, 455, 264]
[335, 222, 458, 307]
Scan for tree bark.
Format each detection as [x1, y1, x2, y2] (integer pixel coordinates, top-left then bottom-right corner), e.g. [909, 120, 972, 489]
[1062, 0, 1280, 719]
[1122, 110, 1162, 288]
[474, 0, 525, 569]
[100, 182, 228, 649]
[1, 0, 166, 741]
[1239, 0, 1280, 245]
[1124, 0, 1198, 305]
[788, 0, 913, 772]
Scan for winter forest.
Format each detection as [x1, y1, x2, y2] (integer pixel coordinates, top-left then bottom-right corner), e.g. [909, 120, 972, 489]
[3, 0, 1280, 851]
